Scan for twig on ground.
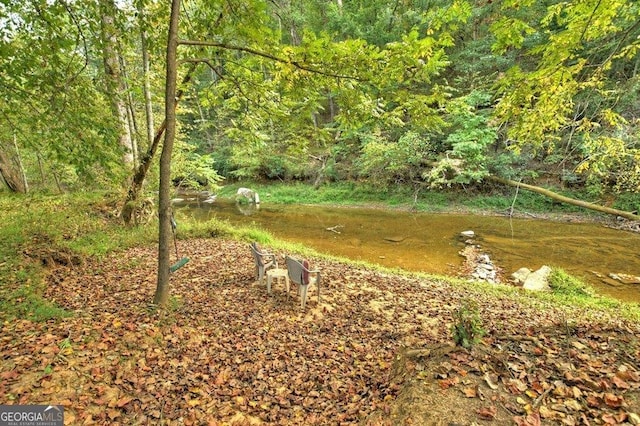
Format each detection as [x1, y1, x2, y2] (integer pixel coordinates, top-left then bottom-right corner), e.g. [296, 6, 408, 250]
[326, 225, 343, 234]
[533, 385, 553, 408]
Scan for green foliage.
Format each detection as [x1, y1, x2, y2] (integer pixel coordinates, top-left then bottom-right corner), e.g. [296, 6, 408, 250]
[0, 192, 156, 320]
[428, 91, 498, 188]
[451, 299, 486, 349]
[0, 0, 129, 191]
[490, 17, 536, 54]
[181, 0, 466, 183]
[611, 192, 640, 213]
[216, 180, 618, 217]
[170, 143, 223, 190]
[0, 284, 69, 323]
[358, 131, 436, 187]
[491, 0, 640, 191]
[2, 0, 639, 197]
[548, 269, 596, 300]
[535, 268, 639, 319]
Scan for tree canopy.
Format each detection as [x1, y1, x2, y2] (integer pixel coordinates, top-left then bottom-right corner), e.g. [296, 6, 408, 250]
[0, 0, 638, 196]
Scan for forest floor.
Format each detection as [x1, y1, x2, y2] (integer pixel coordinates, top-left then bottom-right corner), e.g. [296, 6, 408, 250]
[1, 238, 639, 425]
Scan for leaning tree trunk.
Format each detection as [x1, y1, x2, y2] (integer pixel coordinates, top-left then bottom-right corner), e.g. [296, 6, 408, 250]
[120, 63, 197, 225]
[0, 146, 27, 193]
[488, 176, 640, 221]
[154, 0, 181, 306]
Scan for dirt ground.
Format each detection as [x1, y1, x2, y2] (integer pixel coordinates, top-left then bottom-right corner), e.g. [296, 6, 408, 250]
[1, 238, 639, 425]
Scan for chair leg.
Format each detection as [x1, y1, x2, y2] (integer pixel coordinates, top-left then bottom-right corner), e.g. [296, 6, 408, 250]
[300, 284, 309, 309]
[267, 274, 272, 294]
[285, 276, 290, 298]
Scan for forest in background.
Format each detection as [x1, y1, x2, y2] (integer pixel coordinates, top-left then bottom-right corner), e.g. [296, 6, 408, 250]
[1, 0, 639, 203]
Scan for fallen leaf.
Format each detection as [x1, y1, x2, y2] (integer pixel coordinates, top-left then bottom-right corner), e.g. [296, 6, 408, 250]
[611, 375, 630, 389]
[506, 379, 528, 394]
[563, 399, 582, 411]
[438, 377, 459, 389]
[116, 395, 134, 408]
[571, 386, 582, 399]
[477, 405, 497, 420]
[538, 405, 555, 419]
[463, 386, 477, 398]
[1, 371, 19, 380]
[604, 393, 624, 408]
[586, 394, 602, 407]
[484, 372, 499, 390]
[513, 413, 541, 426]
[571, 341, 587, 351]
[616, 365, 640, 382]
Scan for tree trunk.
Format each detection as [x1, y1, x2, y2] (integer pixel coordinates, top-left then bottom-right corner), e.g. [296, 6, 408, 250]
[120, 63, 197, 225]
[100, 0, 134, 170]
[154, 0, 181, 306]
[13, 133, 28, 193]
[138, 4, 155, 148]
[0, 145, 27, 193]
[120, 55, 139, 165]
[121, 121, 166, 225]
[488, 176, 640, 221]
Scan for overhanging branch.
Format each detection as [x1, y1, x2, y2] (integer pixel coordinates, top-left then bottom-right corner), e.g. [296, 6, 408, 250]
[177, 39, 361, 80]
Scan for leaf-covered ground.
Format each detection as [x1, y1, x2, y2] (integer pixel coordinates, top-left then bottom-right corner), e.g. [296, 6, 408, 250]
[1, 238, 639, 425]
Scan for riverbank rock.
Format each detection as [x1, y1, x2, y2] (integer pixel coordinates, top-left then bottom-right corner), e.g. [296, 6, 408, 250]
[608, 273, 640, 285]
[460, 230, 475, 238]
[472, 253, 498, 282]
[511, 267, 532, 284]
[458, 232, 501, 284]
[236, 187, 260, 204]
[514, 265, 553, 291]
[384, 236, 407, 243]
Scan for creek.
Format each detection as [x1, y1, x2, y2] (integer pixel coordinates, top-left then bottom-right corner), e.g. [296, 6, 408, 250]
[177, 198, 640, 304]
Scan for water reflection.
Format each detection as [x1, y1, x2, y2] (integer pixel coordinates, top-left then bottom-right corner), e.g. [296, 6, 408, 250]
[176, 199, 640, 304]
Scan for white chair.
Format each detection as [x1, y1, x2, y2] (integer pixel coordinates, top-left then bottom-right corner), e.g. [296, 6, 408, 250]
[250, 242, 278, 285]
[285, 256, 321, 309]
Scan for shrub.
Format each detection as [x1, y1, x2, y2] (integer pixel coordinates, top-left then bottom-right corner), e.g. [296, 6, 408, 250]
[548, 268, 595, 299]
[451, 299, 486, 349]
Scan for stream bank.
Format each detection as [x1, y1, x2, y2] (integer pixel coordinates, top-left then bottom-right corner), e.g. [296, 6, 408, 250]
[176, 194, 640, 304]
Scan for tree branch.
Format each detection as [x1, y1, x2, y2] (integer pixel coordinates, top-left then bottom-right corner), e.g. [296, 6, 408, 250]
[177, 39, 361, 80]
[179, 58, 259, 105]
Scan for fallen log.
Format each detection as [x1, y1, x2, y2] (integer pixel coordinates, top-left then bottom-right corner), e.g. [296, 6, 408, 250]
[488, 176, 640, 221]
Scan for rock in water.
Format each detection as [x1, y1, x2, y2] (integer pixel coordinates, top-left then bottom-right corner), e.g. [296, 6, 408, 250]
[236, 187, 259, 204]
[384, 236, 407, 243]
[460, 230, 475, 238]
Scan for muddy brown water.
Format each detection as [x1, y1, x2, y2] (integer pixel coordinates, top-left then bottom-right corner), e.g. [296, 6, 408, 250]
[177, 199, 640, 304]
